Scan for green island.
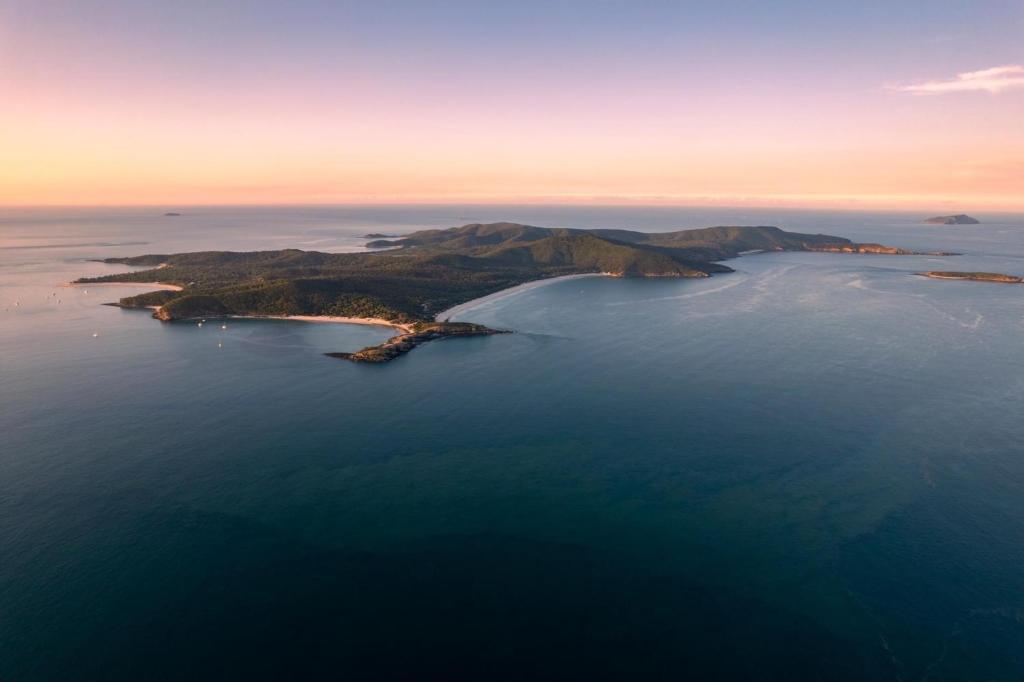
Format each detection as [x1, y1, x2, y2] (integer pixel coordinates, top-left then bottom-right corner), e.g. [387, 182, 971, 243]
[919, 271, 1022, 284]
[76, 222, 954, 362]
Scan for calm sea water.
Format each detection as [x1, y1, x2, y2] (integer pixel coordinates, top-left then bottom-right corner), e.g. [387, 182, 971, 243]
[2, 206, 1023, 680]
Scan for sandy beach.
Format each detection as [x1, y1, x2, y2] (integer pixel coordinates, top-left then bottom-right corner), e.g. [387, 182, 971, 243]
[66, 281, 408, 330]
[65, 281, 184, 292]
[72, 274, 612, 330]
[434, 273, 606, 321]
[230, 314, 412, 332]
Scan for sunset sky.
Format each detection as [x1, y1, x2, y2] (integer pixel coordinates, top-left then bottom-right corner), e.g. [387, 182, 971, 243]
[1, 0, 1022, 208]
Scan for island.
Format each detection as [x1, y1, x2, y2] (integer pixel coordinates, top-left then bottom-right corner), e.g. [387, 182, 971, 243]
[164, 212, 182, 217]
[923, 214, 979, 225]
[363, 232, 398, 239]
[919, 271, 1022, 284]
[75, 222, 954, 362]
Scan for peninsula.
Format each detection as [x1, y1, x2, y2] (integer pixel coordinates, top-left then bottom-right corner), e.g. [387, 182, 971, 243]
[76, 222, 953, 362]
[326, 322, 508, 363]
[919, 271, 1022, 284]
[923, 214, 979, 225]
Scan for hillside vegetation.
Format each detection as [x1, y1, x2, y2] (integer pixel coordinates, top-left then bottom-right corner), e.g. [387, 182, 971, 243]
[77, 222, 911, 323]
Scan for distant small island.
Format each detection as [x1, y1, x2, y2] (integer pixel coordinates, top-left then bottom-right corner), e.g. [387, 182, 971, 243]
[164, 212, 182, 217]
[363, 232, 398, 239]
[919, 271, 1022, 284]
[75, 222, 955, 362]
[923, 214, 979, 225]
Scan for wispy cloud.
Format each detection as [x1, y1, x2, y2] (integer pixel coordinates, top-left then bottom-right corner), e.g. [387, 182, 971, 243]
[892, 65, 1024, 95]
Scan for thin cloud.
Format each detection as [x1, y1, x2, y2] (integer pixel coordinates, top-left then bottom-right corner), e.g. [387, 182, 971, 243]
[892, 65, 1024, 95]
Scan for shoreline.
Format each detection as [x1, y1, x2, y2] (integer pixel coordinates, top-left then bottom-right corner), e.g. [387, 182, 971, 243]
[227, 314, 412, 332]
[434, 273, 607, 321]
[66, 281, 184, 292]
[103, 299, 412, 331]
[74, 281, 407, 330]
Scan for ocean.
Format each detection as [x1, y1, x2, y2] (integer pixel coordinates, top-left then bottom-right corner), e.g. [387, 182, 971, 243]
[2, 205, 1023, 680]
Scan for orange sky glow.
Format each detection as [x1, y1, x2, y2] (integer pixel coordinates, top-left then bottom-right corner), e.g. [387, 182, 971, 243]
[1, 2, 1021, 210]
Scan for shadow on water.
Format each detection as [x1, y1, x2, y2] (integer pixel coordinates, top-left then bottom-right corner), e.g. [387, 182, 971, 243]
[3, 500, 893, 682]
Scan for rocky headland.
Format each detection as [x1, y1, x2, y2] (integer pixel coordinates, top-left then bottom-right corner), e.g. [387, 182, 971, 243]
[919, 271, 1022, 284]
[326, 322, 508, 363]
[806, 243, 957, 256]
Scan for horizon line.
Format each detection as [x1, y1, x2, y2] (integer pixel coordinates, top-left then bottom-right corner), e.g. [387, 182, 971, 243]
[1, 199, 1021, 213]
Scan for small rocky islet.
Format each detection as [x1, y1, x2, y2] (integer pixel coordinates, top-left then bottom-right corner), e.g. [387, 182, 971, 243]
[923, 214, 980, 225]
[919, 271, 1022, 284]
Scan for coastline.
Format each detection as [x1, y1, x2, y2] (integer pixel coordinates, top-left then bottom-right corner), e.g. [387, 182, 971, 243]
[920, 273, 979, 281]
[227, 314, 412, 332]
[66, 281, 184, 292]
[69, 279, 407, 330]
[434, 273, 607, 321]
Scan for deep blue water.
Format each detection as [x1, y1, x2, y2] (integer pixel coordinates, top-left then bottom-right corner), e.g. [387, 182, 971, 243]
[2, 206, 1023, 680]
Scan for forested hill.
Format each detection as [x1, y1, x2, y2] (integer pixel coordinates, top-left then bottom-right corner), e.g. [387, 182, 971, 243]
[76, 223, 939, 323]
[366, 222, 852, 258]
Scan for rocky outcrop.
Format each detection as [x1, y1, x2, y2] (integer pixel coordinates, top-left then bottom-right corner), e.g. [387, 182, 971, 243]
[152, 295, 231, 320]
[804, 243, 958, 256]
[923, 214, 979, 225]
[327, 322, 508, 363]
[112, 290, 179, 309]
[919, 271, 1022, 284]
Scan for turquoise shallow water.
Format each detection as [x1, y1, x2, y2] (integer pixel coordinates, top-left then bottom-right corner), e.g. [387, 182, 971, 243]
[2, 206, 1024, 680]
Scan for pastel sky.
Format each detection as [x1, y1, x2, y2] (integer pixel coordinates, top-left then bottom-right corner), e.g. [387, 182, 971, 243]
[1, 0, 1022, 208]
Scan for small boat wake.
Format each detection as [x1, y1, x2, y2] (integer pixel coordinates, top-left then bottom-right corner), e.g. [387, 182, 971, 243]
[605, 275, 749, 306]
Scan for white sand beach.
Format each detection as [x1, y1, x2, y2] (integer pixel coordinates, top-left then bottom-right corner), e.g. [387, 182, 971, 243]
[232, 314, 412, 332]
[434, 273, 606, 321]
[65, 281, 184, 292]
